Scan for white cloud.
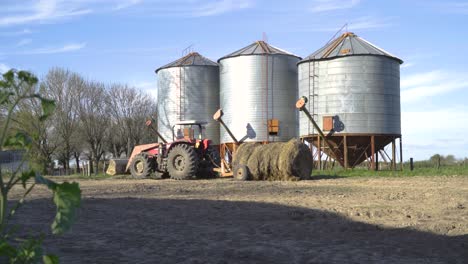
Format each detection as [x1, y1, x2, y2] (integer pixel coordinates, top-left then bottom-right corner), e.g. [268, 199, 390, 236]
[143, 0, 254, 17]
[0, 0, 92, 27]
[0, 63, 10, 74]
[310, 0, 360, 13]
[347, 16, 391, 31]
[401, 70, 468, 103]
[0, 28, 32, 36]
[303, 16, 391, 32]
[133, 81, 158, 100]
[193, 0, 253, 17]
[21, 42, 87, 55]
[400, 62, 414, 69]
[0, 0, 254, 27]
[17, 38, 32, 47]
[402, 107, 468, 159]
[435, 1, 468, 15]
[401, 70, 443, 88]
[113, 0, 143, 11]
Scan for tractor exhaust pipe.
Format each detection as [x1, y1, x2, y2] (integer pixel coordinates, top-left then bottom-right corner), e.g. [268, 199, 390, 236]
[213, 109, 239, 144]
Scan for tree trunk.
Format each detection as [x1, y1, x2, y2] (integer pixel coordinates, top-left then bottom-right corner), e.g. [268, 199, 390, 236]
[113, 144, 118, 159]
[127, 138, 131, 157]
[89, 154, 94, 174]
[95, 159, 99, 175]
[74, 152, 80, 172]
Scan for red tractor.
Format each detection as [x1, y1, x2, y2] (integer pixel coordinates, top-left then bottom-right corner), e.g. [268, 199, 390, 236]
[126, 120, 219, 180]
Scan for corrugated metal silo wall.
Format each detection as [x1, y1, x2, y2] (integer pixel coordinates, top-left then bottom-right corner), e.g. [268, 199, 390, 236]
[157, 66, 220, 143]
[298, 56, 400, 135]
[219, 55, 299, 143]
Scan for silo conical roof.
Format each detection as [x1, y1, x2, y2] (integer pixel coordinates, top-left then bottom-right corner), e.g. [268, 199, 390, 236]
[218, 40, 301, 62]
[155, 52, 218, 73]
[299, 32, 403, 64]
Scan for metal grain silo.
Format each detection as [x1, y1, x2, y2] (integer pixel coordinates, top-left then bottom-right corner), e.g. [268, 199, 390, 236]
[156, 52, 220, 144]
[298, 32, 403, 169]
[218, 41, 301, 145]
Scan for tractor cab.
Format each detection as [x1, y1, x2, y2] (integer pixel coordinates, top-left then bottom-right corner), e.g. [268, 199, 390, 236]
[172, 120, 207, 142]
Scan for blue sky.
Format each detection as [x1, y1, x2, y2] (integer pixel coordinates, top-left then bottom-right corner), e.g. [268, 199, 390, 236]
[1, 0, 467, 160]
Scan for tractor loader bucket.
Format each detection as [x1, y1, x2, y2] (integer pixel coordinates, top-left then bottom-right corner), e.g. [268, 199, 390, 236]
[125, 143, 160, 171]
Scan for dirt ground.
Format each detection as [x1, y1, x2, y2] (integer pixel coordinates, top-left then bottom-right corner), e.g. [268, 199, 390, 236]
[8, 176, 468, 264]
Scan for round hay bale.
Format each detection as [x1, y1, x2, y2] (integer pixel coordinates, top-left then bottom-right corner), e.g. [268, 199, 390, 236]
[256, 143, 284, 181]
[106, 159, 129, 176]
[278, 139, 313, 180]
[232, 142, 260, 167]
[233, 139, 312, 181]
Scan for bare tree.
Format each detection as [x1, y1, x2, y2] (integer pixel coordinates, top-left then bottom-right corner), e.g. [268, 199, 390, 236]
[106, 84, 156, 157]
[77, 80, 109, 174]
[11, 82, 58, 173]
[42, 68, 84, 173]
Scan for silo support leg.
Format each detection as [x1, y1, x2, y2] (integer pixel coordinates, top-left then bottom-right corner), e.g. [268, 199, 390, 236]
[343, 135, 348, 169]
[392, 138, 396, 171]
[318, 136, 322, 170]
[371, 135, 376, 171]
[376, 149, 379, 171]
[399, 137, 403, 171]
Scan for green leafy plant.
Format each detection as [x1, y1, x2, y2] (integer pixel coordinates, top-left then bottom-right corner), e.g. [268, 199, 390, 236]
[0, 69, 81, 263]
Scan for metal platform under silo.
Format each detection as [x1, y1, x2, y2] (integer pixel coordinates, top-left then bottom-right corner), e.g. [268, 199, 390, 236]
[301, 134, 403, 170]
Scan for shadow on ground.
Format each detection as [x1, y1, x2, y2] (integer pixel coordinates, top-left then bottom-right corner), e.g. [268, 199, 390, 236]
[10, 198, 468, 264]
[310, 174, 347, 180]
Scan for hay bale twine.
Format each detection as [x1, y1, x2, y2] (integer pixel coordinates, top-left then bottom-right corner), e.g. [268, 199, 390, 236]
[232, 139, 312, 181]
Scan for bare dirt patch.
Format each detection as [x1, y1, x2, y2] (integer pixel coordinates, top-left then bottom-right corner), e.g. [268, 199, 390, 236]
[9, 176, 468, 263]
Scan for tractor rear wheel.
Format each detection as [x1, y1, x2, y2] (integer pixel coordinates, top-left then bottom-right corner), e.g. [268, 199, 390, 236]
[167, 144, 199, 180]
[129, 153, 153, 179]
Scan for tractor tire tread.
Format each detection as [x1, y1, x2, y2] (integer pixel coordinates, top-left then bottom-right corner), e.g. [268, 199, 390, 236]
[129, 153, 153, 179]
[167, 144, 199, 180]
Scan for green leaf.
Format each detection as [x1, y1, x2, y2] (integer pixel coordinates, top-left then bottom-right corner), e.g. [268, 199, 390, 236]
[13, 236, 44, 264]
[17, 70, 38, 85]
[0, 240, 17, 258]
[19, 171, 35, 189]
[0, 90, 13, 104]
[50, 182, 81, 235]
[20, 170, 36, 188]
[2, 69, 15, 83]
[38, 97, 56, 121]
[43, 254, 59, 264]
[3, 132, 32, 149]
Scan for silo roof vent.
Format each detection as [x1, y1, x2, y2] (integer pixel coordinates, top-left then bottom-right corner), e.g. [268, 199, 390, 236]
[218, 40, 301, 62]
[300, 32, 403, 64]
[156, 52, 218, 73]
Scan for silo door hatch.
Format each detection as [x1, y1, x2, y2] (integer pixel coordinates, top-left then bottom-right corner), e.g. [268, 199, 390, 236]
[268, 119, 279, 135]
[323, 116, 334, 131]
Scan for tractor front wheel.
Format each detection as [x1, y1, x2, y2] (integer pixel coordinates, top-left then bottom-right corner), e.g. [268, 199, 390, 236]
[129, 153, 153, 179]
[167, 144, 199, 180]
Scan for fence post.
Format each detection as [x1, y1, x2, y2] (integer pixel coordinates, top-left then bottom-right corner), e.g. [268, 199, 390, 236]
[410, 158, 414, 171]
